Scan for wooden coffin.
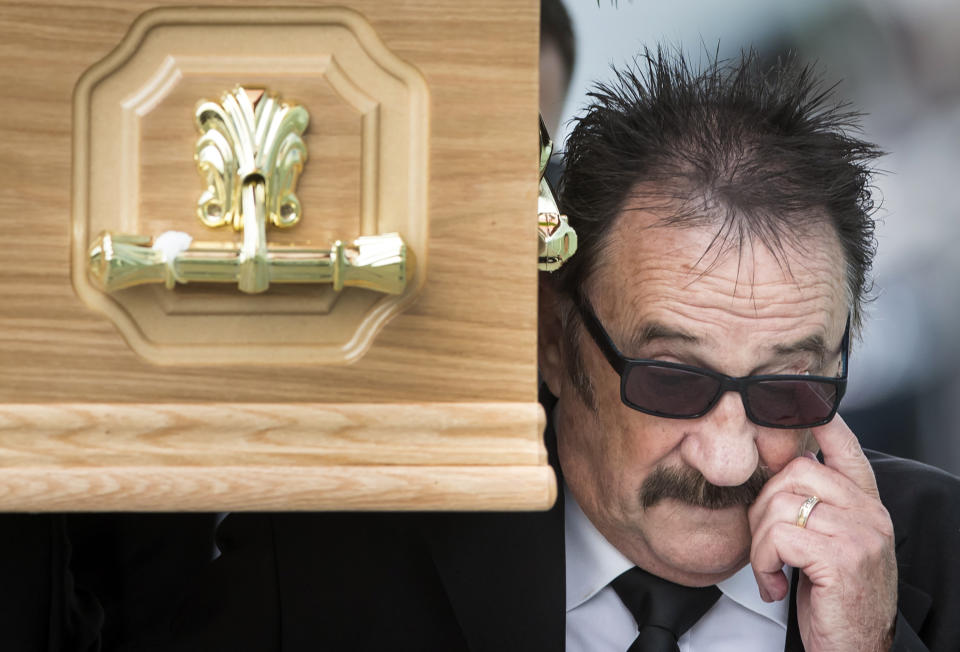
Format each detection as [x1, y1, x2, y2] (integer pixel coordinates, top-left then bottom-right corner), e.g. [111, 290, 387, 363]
[0, 0, 552, 511]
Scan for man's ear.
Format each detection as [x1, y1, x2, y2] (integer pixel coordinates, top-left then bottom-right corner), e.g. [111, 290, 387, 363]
[538, 274, 566, 398]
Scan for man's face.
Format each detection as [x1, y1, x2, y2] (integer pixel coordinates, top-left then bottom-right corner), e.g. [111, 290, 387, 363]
[540, 205, 849, 587]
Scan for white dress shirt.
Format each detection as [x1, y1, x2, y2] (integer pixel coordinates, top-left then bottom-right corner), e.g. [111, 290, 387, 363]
[565, 486, 790, 652]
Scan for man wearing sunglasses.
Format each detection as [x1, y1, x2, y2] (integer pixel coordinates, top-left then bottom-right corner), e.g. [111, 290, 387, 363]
[168, 49, 960, 652]
[537, 49, 960, 651]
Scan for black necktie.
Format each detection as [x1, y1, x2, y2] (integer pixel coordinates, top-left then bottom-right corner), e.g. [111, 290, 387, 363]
[611, 566, 722, 652]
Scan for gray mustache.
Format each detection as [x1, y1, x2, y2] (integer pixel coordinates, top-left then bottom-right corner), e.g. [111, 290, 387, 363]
[640, 465, 772, 509]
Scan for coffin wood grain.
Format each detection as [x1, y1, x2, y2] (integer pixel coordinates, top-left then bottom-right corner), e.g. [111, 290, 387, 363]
[0, 402, 551, 511]
[0, 402, 546, 467]
[0, 465, 556, 512]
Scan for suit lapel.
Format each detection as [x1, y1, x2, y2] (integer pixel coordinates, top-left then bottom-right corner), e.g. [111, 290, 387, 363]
[897, 580, 932, 636]
[784, 568, 803, 652]
[893, 532, 932, 636]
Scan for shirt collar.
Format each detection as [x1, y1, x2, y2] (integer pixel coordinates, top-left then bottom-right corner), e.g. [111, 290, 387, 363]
[564, 484, 790, 629]
[564, 482, 634, 610]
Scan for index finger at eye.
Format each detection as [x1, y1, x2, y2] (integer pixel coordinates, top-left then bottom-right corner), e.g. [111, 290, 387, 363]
[811, 413, 880, 498]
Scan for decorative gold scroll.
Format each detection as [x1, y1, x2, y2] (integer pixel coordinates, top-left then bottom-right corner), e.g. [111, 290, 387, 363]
[194, 87, 308, 232]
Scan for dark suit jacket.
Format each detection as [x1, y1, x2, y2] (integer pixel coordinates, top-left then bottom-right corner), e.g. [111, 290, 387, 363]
[0, 515, 102, 652]
[162, 445, 960, 652]
[0, 513, 217, 652]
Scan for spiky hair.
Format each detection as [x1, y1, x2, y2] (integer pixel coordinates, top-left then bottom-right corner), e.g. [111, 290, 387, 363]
[557, 46, 882, 333]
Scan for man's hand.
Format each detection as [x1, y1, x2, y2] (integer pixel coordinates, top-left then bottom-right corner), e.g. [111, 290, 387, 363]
[747, 415, 898, 651]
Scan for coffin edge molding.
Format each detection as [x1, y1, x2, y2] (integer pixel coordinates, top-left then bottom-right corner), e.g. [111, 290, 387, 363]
[0, 401, 553, 511]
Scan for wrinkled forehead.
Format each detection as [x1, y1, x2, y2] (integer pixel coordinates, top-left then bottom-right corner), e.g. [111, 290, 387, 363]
[584, 204, 850, 328]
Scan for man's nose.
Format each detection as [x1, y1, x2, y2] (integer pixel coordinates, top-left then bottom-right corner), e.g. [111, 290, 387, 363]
[680, 391, 759, 487]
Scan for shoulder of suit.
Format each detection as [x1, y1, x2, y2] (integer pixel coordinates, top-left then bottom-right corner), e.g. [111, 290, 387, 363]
[864, 449, 960, 549]
[865, 448, 960, 499]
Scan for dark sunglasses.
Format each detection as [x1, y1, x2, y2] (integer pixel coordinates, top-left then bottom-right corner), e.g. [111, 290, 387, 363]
[575, 297, 849, 429]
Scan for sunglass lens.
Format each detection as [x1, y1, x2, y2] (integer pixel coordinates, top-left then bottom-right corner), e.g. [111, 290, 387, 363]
[746, 379, 838, 427]
[624, 365, 721, 417]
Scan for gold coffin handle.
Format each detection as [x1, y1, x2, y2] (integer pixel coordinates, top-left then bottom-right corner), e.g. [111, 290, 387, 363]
[85, 85, 409, 296]
[88, 231, 407, 295]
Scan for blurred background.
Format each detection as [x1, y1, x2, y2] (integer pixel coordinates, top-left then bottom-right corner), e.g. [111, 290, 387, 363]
[542, 0, 960, 474]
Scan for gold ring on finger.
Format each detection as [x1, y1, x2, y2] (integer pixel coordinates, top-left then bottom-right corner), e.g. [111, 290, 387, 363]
[795, 495, 820, 529]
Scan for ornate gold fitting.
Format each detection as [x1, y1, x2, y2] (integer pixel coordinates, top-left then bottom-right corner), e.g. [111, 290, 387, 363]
[88, 86, 407, 295]
[537, 115, 577, 272]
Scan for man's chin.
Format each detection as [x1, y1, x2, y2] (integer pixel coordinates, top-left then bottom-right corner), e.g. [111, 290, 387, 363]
[640, 500, 752, 583]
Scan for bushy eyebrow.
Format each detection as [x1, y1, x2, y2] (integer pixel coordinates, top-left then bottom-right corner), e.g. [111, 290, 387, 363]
[629, 322, 834, 369]
[773, 335, 829, 369]
[627, 322, 699, 351]
[774, 336, 827, 356]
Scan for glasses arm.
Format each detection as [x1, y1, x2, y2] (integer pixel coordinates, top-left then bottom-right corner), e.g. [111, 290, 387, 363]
[574, 295, 629, 374]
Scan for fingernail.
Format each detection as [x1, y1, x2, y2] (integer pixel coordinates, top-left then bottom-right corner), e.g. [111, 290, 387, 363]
[804, 450, 819, 462]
